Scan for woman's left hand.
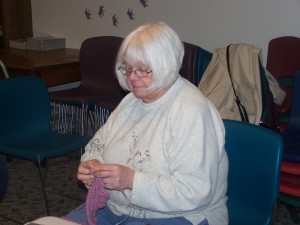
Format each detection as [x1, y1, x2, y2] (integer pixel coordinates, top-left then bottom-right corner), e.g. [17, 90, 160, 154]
[91, 164, 135, 190]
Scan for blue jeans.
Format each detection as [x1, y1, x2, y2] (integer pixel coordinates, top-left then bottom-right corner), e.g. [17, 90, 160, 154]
[65, 204, 209, 225]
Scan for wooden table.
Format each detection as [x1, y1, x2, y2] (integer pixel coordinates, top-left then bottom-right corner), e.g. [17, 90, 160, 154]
[0, 48, 80, 87]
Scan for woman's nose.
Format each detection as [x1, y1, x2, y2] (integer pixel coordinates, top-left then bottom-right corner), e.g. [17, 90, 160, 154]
[127, 71, 139, 79]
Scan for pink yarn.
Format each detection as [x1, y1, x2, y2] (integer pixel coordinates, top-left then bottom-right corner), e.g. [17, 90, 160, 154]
[85, 177, 109, 225]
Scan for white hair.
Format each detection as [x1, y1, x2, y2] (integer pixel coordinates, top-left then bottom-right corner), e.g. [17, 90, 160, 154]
[115, 22, 184, 92]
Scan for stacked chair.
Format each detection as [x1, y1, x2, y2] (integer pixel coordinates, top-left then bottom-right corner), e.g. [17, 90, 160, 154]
[0, 77, 90, 215]
[49, 36, 124, 136]
[267, 36, 300, 222]
[266, 36, 300, 131]
[224, 120, 283, 225]
[278, 71, 300, 223]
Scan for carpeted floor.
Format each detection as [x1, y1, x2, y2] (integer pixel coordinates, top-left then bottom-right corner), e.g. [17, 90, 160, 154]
[0, 154, 299, 225]
[0, 154, 86, 225]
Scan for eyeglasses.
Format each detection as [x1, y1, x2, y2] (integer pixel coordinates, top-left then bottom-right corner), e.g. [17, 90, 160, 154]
[118, 65, 152, 78]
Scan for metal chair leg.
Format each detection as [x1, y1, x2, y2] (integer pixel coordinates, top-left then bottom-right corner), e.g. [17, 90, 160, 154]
[38, 160, 50, 215]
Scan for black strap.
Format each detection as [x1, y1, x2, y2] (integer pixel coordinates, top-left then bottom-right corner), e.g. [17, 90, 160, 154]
[226, 45, 249, 123]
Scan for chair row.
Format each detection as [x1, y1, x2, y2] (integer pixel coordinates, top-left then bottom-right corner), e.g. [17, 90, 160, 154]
[90, 36, 300, 138]
[49, 36, 213, 136]
[3, 75, 297, 224]
[48, 35, 300, 224]
[49, 35, 289, 136]
[25, 118, 284, 225]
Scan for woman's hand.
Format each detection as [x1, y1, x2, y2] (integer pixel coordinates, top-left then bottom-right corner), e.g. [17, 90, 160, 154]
[91, 164, 135, 190]
[77, 159, 101, 188]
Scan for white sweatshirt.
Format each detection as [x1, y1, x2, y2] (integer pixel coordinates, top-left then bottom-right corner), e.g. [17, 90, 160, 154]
[82, 76, 229, 225]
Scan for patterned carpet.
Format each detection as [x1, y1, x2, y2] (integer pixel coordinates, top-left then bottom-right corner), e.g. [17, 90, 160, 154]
[0, 154, 299, 225]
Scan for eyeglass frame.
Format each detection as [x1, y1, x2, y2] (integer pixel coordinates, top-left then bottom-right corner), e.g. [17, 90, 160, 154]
[117, 64, 152, 78]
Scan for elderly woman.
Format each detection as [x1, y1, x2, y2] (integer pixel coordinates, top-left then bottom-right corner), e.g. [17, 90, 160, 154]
[67, 22, 228, 225]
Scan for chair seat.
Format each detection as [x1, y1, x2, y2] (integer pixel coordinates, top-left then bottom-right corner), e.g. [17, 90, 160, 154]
[96, 96, 124, 111]
[280, 173, 300, 197]
[0, 132, 90, 162]
[49, 85, 123, 105]
[279, 193, 300, 208]
[228, 210, 268, 225]
[281, 161, 300, 174]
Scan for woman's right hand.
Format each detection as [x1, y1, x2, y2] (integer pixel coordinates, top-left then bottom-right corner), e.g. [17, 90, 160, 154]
[77, 159, 101, 188]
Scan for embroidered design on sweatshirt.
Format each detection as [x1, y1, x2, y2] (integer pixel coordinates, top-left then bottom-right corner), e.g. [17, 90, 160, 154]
[127, 130, 151, 171]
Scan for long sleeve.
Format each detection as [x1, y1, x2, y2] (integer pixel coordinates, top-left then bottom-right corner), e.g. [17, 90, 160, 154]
[131, 92, 227, 214]
[81, 128, 106, 164]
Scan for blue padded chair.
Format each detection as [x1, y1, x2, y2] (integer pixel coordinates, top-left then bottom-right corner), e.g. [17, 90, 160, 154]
[0, 77, 90, 215]
[223, 120, 283, 225]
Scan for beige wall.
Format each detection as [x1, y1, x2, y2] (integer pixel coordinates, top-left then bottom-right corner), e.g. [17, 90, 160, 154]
[31, 0, 300, 64]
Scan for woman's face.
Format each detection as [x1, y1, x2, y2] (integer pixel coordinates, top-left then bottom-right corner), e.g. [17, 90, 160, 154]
[124, 64, 168, 103]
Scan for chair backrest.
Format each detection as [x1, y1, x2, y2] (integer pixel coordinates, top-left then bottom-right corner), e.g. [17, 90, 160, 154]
[0, 77, 51, 142]
[284, 71, 300, 131]
[79, 36, 124, 95]
[180, 42, 212, 86]
[266, 36, 300, 80]
[223, 120, 283, 225]
[266, 36, 300, 124]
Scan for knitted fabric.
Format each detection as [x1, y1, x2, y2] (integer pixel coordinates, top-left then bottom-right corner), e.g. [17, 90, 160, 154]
[85, 177, 109, 225]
